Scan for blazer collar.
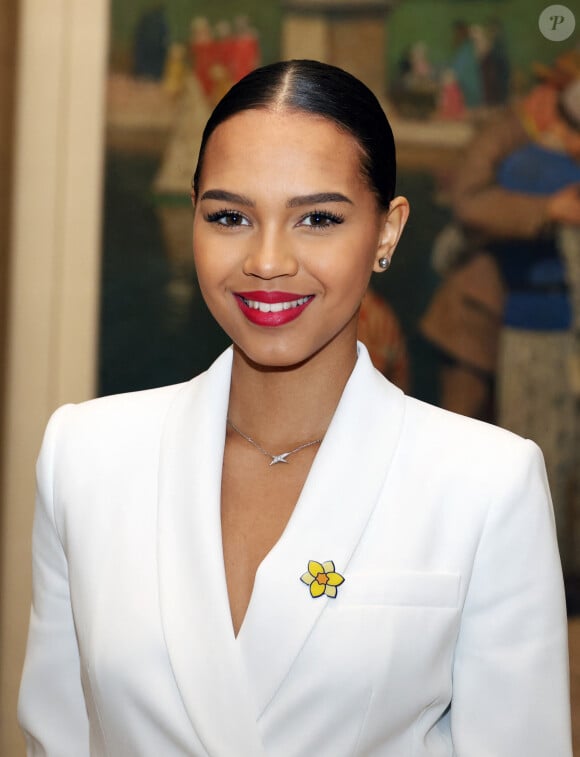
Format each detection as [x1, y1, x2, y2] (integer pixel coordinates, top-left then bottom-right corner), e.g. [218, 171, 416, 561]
[157, 344, 405, 749]
[158, 347, 267, 756]
[237, 343, 406, 717]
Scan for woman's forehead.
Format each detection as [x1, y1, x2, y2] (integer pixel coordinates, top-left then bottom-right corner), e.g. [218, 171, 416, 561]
[207, 107, 359, 150]
[195, 108, 380, 207]
[201, 108, 366, 180]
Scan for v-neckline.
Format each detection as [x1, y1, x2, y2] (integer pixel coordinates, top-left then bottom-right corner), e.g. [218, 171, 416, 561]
[156, 343, 406, 743]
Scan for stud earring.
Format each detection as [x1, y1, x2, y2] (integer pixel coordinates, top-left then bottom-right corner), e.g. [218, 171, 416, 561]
[378, 257, 390, 270]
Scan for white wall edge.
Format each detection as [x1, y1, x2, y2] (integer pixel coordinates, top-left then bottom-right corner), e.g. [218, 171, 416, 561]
[0, 1, 109, 752]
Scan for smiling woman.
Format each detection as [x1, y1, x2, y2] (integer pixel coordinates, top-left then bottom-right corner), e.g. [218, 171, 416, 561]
[192, 104, 407, 371]
[18, 60, 572, 757]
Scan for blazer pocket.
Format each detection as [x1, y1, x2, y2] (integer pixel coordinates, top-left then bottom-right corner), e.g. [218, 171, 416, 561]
[339, 571, 460, 609]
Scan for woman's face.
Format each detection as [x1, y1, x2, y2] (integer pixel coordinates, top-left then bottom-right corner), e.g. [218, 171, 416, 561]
[192, 108, 407, 369]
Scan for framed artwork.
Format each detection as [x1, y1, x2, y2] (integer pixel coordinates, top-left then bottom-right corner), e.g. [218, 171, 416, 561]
[99, 0, 577, 407]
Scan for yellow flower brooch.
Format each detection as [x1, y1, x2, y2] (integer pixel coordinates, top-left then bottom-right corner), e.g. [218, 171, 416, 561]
[300, 560, 345, 598]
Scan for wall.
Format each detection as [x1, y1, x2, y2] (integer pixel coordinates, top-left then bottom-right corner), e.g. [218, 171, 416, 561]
[0, 0, 18, 513]
[0, 2, 109, 753]
[0, 1, 18, 739]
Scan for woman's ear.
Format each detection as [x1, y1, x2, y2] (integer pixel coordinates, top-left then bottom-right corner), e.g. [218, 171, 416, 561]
[373, 196, 410, 273]
[190, 189, 196, 207]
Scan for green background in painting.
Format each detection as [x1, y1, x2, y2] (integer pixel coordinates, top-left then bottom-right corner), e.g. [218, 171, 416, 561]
[109, 0, 573, 88]
[386, 0, 573, 88]
[109, 1, 282, 70]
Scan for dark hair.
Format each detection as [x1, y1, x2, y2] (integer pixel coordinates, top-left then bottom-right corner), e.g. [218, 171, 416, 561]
[192, 59, 396, 208]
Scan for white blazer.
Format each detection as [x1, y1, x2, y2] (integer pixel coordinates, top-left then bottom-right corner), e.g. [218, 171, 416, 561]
[18, 344, 572, 756]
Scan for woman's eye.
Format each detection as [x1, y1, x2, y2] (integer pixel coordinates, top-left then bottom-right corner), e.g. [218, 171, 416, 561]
[299, 211, 344, 229]
[205, 210, 250, 227]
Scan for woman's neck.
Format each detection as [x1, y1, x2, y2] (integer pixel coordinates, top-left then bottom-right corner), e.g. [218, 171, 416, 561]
[227, 339, 358, 449]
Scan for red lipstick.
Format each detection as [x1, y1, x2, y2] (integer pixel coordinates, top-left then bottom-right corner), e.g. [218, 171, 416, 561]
[234, 290, 314, 327]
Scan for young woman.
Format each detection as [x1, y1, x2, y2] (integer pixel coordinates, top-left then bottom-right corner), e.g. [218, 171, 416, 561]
[19, 60, 571, 756]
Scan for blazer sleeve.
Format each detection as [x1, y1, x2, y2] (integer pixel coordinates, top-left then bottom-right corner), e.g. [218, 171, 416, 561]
[18, 405, 90, 756]
[450, 439, 572, 756]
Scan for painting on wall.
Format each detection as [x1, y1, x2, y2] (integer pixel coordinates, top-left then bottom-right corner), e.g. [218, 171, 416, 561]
[384, 3, 580, 577]
[99, 0, 580, 411]
[100, 0, 416, 399]
[101, 3, 272, 396]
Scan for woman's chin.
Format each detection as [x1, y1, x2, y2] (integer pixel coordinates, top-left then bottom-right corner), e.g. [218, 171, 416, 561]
[233, 341, 314, 372]
[231, 327, 356, 374]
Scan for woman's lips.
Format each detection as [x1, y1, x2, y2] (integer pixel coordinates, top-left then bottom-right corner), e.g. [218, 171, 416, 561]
[234, 291, 315, 327]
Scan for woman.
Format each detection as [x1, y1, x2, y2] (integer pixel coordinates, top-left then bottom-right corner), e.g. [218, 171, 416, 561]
[18, 60, 571, 756]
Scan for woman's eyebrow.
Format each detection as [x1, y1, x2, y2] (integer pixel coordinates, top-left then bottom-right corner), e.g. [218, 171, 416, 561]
[199, 190, 353, 208]
[286, 192, 353, 207]
[200, 189, 255, 206]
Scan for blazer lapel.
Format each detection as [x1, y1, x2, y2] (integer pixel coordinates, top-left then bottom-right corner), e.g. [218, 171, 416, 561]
[237, 344, 406, 718]
[157, 347, 267, 757]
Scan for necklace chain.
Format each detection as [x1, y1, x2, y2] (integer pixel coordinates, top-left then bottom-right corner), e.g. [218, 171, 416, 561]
[227, 419, 323, 466]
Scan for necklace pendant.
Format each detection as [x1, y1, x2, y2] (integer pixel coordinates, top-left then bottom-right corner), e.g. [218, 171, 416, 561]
[227, 419, 322, 468]
[270, 453, 290, 465]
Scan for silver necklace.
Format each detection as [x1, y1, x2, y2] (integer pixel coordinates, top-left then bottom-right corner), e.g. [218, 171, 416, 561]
[227, 419, 323, 466]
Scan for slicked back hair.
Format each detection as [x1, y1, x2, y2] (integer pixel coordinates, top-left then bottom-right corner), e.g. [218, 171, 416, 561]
[192, 59, 397, 209]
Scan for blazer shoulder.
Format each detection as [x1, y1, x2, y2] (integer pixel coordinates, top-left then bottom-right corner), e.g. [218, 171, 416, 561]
[401, 395, 541, 471]
[41, 378, 200, 462]
[53, 347, 235, 434]
[395, 398, 551, 537]
[60, 380, 189, 424]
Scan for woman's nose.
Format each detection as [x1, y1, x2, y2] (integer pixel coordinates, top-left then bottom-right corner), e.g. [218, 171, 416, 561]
[242, 229, 299, 279]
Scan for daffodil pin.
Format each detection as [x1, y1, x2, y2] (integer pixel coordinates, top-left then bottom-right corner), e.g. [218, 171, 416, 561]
[301, 560, 345, 598]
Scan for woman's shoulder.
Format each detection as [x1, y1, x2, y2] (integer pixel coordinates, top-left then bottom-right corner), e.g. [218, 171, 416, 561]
[41, 379, 198, 457]
[40, 348, 234, 460]
[395, 396, 549, 520]
[56, 380, 189, 423]
[401, 394, 541, 468]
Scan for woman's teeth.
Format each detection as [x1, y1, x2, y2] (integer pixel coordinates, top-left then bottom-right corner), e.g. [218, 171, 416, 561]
[241, 296, 311, 313]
